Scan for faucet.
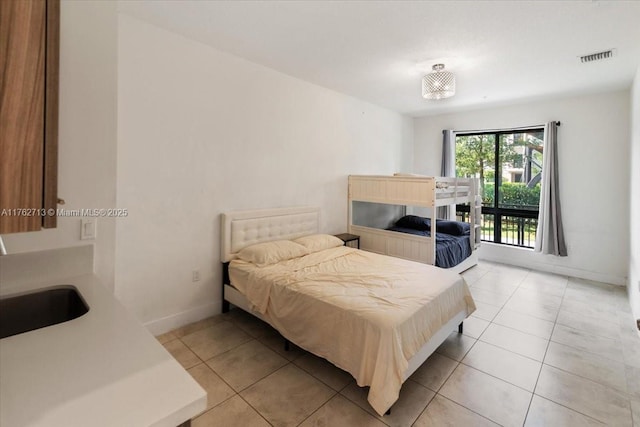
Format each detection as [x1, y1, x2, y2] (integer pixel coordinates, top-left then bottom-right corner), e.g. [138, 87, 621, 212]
[0, 235, 7, 256]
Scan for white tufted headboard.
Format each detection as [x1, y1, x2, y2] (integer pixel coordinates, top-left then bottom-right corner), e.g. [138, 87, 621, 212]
[221, 207, 320, 262]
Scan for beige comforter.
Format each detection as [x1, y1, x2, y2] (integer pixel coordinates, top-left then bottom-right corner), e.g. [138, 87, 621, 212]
[229, 246, 475, 415]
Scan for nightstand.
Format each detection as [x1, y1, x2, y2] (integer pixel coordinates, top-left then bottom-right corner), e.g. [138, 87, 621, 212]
[334, 233, 360, 249]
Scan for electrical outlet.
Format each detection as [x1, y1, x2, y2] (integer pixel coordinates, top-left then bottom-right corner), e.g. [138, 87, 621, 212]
[192, 270, 200, 282]
[80, 218, 96, 240]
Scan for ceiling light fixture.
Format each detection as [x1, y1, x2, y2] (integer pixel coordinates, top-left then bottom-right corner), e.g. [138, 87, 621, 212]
[422, 64, 455, 100]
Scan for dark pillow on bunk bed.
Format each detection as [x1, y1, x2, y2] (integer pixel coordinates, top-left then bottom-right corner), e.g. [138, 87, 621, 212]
[394, 215, 470, 236]
[395, 215, 431, 231]
[436, 220, 470, 236]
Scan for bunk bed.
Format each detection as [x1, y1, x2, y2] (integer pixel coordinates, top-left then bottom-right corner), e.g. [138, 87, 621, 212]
[220, 206, 476, 416]
[348, 175, 481, 273]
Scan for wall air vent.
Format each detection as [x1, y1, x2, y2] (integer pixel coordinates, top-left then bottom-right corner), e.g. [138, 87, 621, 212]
[580, 49, 616, 63]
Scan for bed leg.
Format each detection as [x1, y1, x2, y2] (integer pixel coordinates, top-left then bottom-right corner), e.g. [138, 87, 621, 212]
[222, 262, 230, 314]
[385, 409, 391, 415]
[458, 322, 463, 334]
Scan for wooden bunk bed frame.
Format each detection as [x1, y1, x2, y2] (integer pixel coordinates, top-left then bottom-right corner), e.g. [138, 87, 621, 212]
[348, 175, 482, 273]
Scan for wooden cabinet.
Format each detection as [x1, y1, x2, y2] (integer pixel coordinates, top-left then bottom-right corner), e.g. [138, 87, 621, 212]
[0, 0, 59, 233]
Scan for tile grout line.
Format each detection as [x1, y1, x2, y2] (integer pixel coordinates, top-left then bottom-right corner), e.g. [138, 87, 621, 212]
[492, 270, 536, 427]
[483, 271, 635, 425]
[432, 393, 504, 427]
[237, 392, 277, 427]
[165, 315, 288, 425]
[237, 361, 295, 427]
[456, 265, 547, 425]
[190, 393, 237, 423]
[429, 323, 496, 423]
[472, 268, 537, 426]
[528, 394, 608, 426]
[520, 276, 621, 426]
[539, 360, 632, 399]
[529, 379, 616, 426]
[181, 312, 364, 425]
[181, 356, 242, 422]
[457, 358, 538, 395]
[521, 276, 567, 425]
[293, 390, 340, 427]
[336, 388, 389, 426]
[407, 391, 437, 427]
[169, 266, 637, 426]
[202, 338, 292, 392]
[291, 359, 351, 393]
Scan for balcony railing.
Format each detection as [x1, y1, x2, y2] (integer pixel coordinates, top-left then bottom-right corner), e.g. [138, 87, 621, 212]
[457, 206, 539, 248]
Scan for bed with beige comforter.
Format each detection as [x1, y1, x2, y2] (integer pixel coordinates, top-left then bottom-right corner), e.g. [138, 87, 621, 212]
[229, 246, 475, 415]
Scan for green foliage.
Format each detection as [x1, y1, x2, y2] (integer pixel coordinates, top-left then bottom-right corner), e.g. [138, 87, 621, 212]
[483, 183, 494, 205]
[482, 182, 540, 209]
[457, 132, 544, 211]
[455, 135, 495, 179]
[500, 182, 540, 208]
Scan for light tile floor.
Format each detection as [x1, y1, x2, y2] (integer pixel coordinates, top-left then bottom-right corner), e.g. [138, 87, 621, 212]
[157, 261, 640, 426]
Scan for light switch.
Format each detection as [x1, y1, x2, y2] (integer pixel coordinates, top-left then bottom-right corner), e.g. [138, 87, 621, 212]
[81, 218, 96, 240]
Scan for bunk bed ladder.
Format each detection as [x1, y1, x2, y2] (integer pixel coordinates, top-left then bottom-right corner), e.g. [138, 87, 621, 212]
[472, 178, 482, 250]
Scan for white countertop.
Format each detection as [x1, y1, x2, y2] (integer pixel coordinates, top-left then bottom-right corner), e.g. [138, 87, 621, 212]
[0, 274, 207, 427]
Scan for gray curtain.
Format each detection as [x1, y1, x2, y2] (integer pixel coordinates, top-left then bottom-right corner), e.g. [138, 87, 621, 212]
[438, 130, 456, 219]
[535, 122, 567, 256]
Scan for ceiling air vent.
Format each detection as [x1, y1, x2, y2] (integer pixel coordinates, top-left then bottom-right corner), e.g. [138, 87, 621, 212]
[580, 49, 616, 63]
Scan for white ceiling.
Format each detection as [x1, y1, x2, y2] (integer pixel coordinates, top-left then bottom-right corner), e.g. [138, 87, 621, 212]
[118, 1, 640, 117]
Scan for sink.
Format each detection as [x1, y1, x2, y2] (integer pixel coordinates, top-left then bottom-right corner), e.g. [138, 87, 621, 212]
[0, 286, 89, 339]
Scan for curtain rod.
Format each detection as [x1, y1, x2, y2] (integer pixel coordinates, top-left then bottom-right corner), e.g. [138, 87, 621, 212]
[450, 121, 560, 135]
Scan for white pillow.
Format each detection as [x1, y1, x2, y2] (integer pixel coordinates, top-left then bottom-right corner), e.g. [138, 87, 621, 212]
[236, 240, 309, 267]
[293, 234, 344, 253]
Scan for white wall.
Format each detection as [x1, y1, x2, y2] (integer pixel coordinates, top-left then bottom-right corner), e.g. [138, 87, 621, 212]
[414, 91, 630, 285]
[2, 1, 118, 291]
[7, 4, 630, 333]
[629, 67, 640, 323]
[116, 15, 413, 333]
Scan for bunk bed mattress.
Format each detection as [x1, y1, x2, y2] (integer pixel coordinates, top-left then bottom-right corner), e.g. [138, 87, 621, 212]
[228, 246, 475, 415]
[386, 226, 472, 268]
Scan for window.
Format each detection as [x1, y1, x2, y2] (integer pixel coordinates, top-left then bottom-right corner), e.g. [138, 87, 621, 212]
[455, 128, 544, 248]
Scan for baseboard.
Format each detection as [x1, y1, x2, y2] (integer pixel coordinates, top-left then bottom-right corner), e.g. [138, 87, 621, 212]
[144, 299, 221, 336]
[628, 261, 640, 337]
[479, 248, 626, 286]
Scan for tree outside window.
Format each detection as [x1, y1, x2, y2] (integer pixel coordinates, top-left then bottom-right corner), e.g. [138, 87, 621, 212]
[455, 129, 543, 247]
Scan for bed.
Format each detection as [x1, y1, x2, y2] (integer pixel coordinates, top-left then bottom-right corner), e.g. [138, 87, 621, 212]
[349, 174, 482, 273]
[387, 216, 472, 269]
[220, 206, 476, 416]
